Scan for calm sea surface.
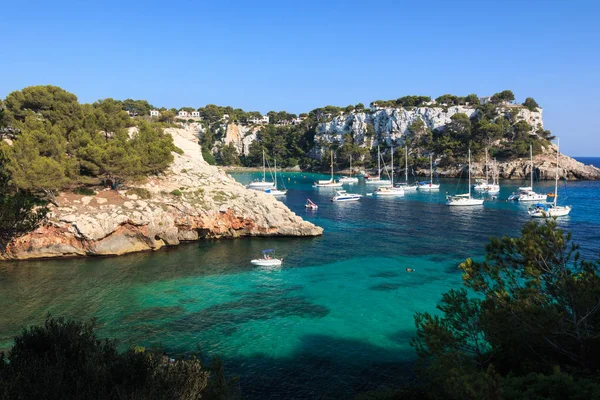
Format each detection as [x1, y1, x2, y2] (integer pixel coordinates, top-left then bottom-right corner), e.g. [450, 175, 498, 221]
[2, 171, 600, 399]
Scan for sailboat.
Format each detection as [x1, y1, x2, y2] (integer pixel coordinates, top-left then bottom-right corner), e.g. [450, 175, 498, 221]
[528, 138, 571, 217]
[374, 145, 405, 196]
[264, 159, 287, 196]
[396, 146, 418, 192]
[247, 149, 275, 189]
[446, 148, 484, 206]
[418, 154, 440, 190]
[313, 150, 343, 188]
[473, 148, 500, 193]
[366, 146, 391, 185]
[338, 154, 359, 184]
[507, 144, 546, 202]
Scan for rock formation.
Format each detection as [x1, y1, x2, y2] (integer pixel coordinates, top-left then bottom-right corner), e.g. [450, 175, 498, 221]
[0, 125, 322, 261]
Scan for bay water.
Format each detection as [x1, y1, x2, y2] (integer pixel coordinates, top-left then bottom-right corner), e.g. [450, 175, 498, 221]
[1, 166, 600, 399]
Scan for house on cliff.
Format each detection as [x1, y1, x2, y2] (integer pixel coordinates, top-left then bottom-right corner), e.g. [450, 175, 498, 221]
[150, 110, 160, 117]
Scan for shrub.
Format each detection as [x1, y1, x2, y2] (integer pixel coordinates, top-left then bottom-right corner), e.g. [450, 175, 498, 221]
[0, 315, 240, 400]
[126, 187, 152, 199]
[170, 189, 182, 196]
[73, 187, 96, 196]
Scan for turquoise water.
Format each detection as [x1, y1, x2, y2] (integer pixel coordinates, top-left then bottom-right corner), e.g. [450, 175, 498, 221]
[1, 173, 600, 398]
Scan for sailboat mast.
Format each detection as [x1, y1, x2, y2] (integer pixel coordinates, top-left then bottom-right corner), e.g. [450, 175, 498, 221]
[330, 150, 334, 180]
[262, 149, 266, 181]
[555, 138, 559, 207]
[391, 146, 394, 186]
[430, 155, 433, 183]
[485, 148, 488, 182]
[378, 146, 381, 177]
[350, 154, 352, 176]
[530, 144, 533, 189]
[405, 146, 408, 182]
[274, 158, 277, 190]
[468, 148, 472, 198]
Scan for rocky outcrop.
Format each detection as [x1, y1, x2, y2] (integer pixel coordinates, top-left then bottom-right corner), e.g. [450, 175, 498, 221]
[421, 149, 600, 180]
[312, 106, 543, 157]
[221, 124, 259, 156]
[0, 125, 322, 261]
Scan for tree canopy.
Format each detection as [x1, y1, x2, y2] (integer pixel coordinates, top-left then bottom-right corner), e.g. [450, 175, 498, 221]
[1, 86, 179, 199]
[411, 219, 600, 399]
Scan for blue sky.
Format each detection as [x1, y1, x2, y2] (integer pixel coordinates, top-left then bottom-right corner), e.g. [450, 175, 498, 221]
[1, 0, 599, 155]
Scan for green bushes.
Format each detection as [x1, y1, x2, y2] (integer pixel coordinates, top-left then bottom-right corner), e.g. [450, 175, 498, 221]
[126, 187, 152, 199]
[0, 315, 239, 400]
[170, 189, 182, 196]
[73, 187, 96, 196]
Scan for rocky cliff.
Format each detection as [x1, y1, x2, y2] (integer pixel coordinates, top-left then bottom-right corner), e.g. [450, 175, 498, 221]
[0, 124, 322, 261]
[313, 106, 543, 156]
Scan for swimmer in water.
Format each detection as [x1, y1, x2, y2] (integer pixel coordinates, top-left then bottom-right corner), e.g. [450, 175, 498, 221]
[406, 268, 414, 272]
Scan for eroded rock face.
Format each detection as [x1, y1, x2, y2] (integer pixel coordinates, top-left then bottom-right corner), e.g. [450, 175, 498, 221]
[0, 125, 322, 261]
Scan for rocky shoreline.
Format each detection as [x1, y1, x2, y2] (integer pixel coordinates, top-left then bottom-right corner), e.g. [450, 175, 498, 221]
[0, 126, 322, 261]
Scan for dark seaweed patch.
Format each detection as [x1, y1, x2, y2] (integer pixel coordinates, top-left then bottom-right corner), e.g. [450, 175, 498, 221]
[369, 271, 400, 278]
[370, 283, 403, 291]
[121, 306, 184, 323]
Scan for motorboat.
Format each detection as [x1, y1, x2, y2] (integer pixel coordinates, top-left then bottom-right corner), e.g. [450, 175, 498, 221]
[251, 249, 283, 267]
[331, 190, 362, 202]
[473, 148, 500, 194]
[314, 151, 343, 188]
[374, 145, 405, 197]
[446, 149, 484, 206]
[508, 145, 545, 202]
[528, 138, 571, 218]
[247, 149, 275, 189]
[305, 198, 318, 210]
[418, 154, 440, 190]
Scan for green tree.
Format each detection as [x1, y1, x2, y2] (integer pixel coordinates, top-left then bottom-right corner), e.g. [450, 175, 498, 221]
[412, 220, 600, 399]
[0, 147, 47, 249]
[0, 315, 240, 400]
[490, 89, 515, 104]
[465, 93, 479, 106]
[523, 97, 540, 111]
[218, 143, 241, 166]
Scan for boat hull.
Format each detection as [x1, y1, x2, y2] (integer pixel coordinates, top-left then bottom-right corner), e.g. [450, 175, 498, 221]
[314, 182, 343, 188]
[446, 197, 485, 206]
[418, 184, 440, 190]
[248, 182, 274, 189]
[528, 205, 571, 218]
[251, 259, 283, 266]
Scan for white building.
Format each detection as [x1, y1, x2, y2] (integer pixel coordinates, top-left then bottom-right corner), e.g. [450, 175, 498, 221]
[479, 96, 492, 104]
[191, 111, 200, 117]
[150, 110, 160, 117]
[178, 110, 190, 118]
[248, 115, 269, 124]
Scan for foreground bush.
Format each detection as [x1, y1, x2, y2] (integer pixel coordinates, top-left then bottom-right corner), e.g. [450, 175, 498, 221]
[0, 316, 239, 400]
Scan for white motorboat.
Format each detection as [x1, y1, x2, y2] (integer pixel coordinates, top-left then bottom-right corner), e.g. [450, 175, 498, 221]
[446, 149, 485, 206]
[338, 154, 359, 184]
[365, 146, 392, 185]
[528, 138, 571, 218]
[314, 151, 343, 188]
[247, 149, 275, 189]
[251, 249, 283, 267]
[331, 190, 362, 202]
[418, 154, 440, 190]
[473, 149, 500, 194]
[264, 159, 287, 196]
[374, 145, 404, 197]
[508, 145, 546, 202]
[305, 198, 318, 210]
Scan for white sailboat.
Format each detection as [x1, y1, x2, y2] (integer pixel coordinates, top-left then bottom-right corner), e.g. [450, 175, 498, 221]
[374, 145, 404, 197]
[396, 146, 418, 192]
[338, 154, 359, 184]
[473, 148, 500, 193]
[313, 150, 343, 188]
[528, 138, 571, 217]
[507, 144, 546, 202]
[418, 154, 440, 190]
[264, 159, 287, 196]
[247, 149, 275, 190]
[366, 146, 391, 185]
[446, 149, 485, 206]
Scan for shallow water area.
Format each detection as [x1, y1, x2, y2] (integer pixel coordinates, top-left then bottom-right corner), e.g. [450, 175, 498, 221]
[2, 168, 600, 399]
